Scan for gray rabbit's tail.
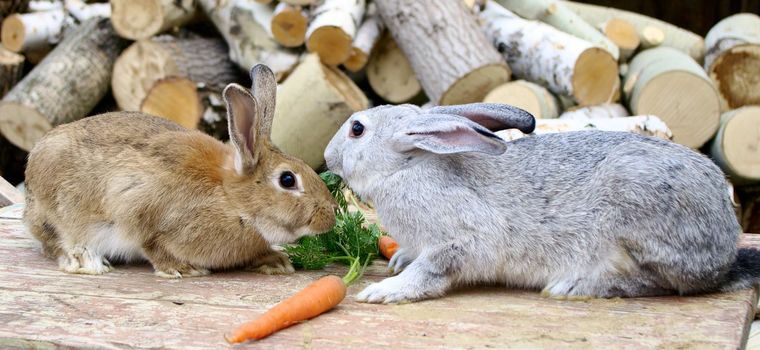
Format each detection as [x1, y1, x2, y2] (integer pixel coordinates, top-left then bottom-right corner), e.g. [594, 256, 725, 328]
[720, 248, 760, 292]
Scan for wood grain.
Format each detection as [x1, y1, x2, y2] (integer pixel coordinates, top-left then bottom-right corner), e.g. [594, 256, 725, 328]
[0, 203, 756, 349]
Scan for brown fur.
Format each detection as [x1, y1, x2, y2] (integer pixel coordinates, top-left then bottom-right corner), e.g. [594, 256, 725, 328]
[23, 67, 336, 278]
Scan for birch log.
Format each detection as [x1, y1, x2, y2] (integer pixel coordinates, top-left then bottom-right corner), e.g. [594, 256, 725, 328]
[140, 77, 229, 140]
[563, 1, 705, 62]
[559, 103, 628, 120]
[281, 0, 318, 4]
[271, 54, 369, 169]
[495, 0, 619, 60]
[0, 48, 24, 97]
[110, 0, 197, 40]
[366, 31, 421, 103]
[343, 3, 384, 72]
[483, 80, 559, 119]
[198, 0, 298, 80]
[624, 47, 720, 148]
[599, 18, 639, 62]
[709, 106, 760, 185]
[112, 36, 239, 113]
[0, 18, 127, 151]
[704, 13, 760, 111]
[376, 0, 510, 105]
[2, 0, 109, 52]
[480, 2, 618, 106]
[271, 2, 308, 47]
[28, 0, 61, 13]
[306, 0, 365, 65]
[496, 115, 672, 141]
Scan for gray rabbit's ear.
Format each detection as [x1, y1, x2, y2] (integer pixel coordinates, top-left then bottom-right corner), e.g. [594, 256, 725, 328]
[223, 83, 260, 174]
[427, 103, 536, 134]
[392, 114, 507, 156]
[249, 64, 277, 136]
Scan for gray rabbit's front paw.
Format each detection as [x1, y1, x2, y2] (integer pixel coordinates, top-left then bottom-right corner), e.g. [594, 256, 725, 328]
[356, 267, 448, 304]
[388, 248, 413, 275]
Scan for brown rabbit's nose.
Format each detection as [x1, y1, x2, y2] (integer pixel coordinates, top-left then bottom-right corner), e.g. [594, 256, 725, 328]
[310, 205, 337, 233]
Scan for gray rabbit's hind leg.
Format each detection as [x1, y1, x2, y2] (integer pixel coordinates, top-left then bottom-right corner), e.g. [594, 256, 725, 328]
[542, 272, 671, 299]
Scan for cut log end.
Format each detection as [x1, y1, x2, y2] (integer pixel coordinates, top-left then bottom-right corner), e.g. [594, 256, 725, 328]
[0, 102, 52, 151]
[603, 18, 640, 53]
[366, 33, 421, 103]
[343, 48, 368, 72]
[1, 14, 26, 52]
[110, 0, 164, 40]
[483, 80, 558, 119]
[140, 77, 201, 130]
[634, 71, 720, 148]
[720, 107, 760, 181]
[709, 44, 760, 110]
[440, 63, 511, 105]
[572, 47, 619, 105]
[322, 62, 367, 112]
[112, 40, 177, 111]
[307, 26, 353, 65]
[640, 26, 665, 48]
[271, 5, 307, 47]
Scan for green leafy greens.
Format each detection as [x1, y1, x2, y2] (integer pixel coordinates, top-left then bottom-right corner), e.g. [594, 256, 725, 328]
[284, 172, 383, 277]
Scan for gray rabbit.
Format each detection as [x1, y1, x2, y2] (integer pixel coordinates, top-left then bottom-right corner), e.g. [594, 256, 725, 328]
[324, 103, 760, 304]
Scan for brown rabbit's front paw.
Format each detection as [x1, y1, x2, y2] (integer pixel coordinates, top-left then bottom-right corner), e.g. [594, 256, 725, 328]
[58, 246, 114, 275]
[246, 250, 295, 275]
[154, 263, 210, 279]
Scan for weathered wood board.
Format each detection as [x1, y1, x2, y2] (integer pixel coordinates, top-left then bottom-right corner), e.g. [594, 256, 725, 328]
[0, 202, 757, 349]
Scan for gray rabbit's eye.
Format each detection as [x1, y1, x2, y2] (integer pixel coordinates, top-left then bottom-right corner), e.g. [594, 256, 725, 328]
[279, 171, 296, 188]
[351, 121, 364, 137]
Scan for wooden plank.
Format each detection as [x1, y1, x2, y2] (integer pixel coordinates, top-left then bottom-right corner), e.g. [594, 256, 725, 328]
[0, 211, 757, 349]
[0, 177, 22, 207]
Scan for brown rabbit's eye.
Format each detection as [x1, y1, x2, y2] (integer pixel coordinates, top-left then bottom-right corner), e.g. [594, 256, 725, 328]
[351, 121, 364, 137]
[279, 172, 296, 188]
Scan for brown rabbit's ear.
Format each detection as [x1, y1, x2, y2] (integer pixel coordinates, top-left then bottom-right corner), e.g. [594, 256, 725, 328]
[249, 64, 277, 137]
[224, 84, 260, 174]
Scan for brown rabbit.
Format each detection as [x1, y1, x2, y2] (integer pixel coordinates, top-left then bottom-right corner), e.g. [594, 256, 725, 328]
[23, 65, 337, 278]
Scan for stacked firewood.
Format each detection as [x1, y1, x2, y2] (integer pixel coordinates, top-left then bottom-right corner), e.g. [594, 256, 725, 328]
[0, 0, 757, 229]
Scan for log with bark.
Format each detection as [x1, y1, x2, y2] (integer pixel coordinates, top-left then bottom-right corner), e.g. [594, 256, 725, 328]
[563, 1, 705, 62]
[1, 0, 109, 53]
[0, 18, 127, 151]
[306, 0, 366, 65]
[479, 2, 618, 106]
[271, 2, 309, 48]
[708, 106, 760, 185]
[598, 18, 640, 62]
[198, 0, 298, 80]
[376, 0, 510, 105]
[271, 54, 369, 169]
[366, 31, 422, 104]
[704, 13, 760, 111]
[112, 35, 239, 115]
[0, 48, 24, 98]
[343, 2, 383, 72]
[494, 0, 620, 61]
[496, 115, 672, 141]
[483, 80, 559, 119]
[110, 0, 198, 41]
[623, 46, 720, 148]
[559, 103, 628, 120]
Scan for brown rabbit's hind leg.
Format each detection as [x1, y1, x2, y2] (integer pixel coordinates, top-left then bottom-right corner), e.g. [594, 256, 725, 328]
[143, 244, 210, 278]
[245, 248, 295, 275]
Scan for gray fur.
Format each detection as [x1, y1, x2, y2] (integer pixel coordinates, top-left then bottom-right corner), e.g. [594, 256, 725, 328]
[324, 103, 751, 304]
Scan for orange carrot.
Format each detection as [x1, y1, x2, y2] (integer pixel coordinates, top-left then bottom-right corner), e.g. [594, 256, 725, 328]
[225, 275, 346, 343]
[378, 236, 399, 260]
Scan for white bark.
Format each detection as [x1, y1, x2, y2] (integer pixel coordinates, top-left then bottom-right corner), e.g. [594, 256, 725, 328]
[479, 1, 618, 105]
[1, 10, 65, 52]
[497, 115, 672, 141]
[65, 0, 109, 22]
[198, 0, 298, 80]
[28, 0, 61, 12]
[343, 2, 384, 72]
[495, 0, 619, 60]
[705, 13, 760, 70]
[563, 1, 705, 62]
[559, 103, 628, 120]
[306, 0, 366, 65]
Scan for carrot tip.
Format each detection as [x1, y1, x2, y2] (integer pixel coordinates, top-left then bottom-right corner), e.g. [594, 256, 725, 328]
[224, 334, 239, 344]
